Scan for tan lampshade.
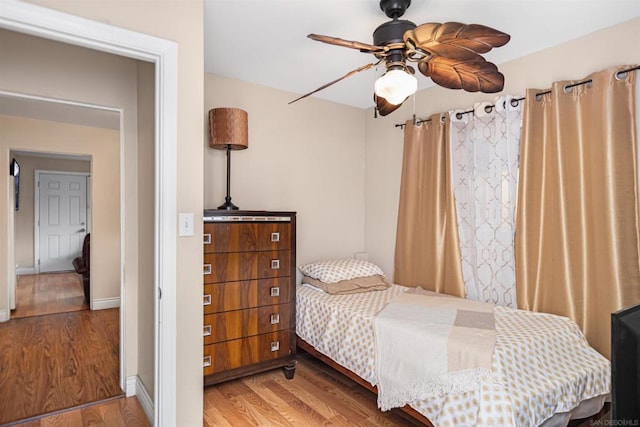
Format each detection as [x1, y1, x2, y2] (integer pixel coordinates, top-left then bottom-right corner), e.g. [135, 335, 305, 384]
[209, 108, 248, 150]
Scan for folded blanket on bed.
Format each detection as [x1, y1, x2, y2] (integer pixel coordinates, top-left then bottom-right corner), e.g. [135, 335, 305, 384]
[374, 292, 496, 411]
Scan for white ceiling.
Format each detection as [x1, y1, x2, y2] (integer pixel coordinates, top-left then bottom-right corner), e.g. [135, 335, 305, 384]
[204, 0, 640, 109]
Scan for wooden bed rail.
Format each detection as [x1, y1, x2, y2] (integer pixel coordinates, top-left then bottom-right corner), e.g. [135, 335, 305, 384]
[297, 337, 433, 426]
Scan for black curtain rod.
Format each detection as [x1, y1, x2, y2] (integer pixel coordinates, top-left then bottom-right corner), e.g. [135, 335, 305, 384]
[394, 65, 640, 130]
[394, 96, 525, 129]
[533, 65, 639, 98]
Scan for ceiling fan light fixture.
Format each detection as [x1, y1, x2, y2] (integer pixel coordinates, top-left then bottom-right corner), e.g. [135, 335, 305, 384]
[374, 69, 417, 105]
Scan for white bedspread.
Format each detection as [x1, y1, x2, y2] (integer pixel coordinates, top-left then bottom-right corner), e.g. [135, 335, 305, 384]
[297, 284, 610, 427]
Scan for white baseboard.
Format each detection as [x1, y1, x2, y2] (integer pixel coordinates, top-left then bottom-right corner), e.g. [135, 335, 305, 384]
[0, 309, 8, 322]
[91, 297, 121, 310]
[125, 375, 154, 424]
[125, 376, 137, 397]
[16, 267, 36, 275]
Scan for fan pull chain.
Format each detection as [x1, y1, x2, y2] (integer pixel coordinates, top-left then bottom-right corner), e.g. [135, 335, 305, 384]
[412, 94, 416, 121]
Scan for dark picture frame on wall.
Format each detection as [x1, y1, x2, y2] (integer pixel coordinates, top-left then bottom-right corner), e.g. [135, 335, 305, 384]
[9, 158, 20, 211]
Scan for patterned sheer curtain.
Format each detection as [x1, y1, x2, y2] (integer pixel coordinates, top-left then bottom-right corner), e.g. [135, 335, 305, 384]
[515, 66, 640, 358]
[449, 96, 522, 307]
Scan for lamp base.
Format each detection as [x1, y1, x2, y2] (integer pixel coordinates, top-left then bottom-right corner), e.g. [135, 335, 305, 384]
[217, 197, 239, 210]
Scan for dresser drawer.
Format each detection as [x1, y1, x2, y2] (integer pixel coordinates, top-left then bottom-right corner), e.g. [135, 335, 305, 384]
[203, 250, 290, 283]
[203, 331, 291, 375]
[204, 222, 291, 254]
[203, 278, 290, 313]
[203, 303, 291, 345]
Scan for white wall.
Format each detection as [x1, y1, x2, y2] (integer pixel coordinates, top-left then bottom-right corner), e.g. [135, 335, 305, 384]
[204, 74, 367, 269]
[364, 17, 640, 277]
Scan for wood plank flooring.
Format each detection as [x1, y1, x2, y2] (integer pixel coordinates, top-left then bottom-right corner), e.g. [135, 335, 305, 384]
[13, 273, 88, 319]
[0, 309, 121, 425]
[204, 351, 420, 426]
[7, 396, 149, 427]
[203, 351, 612, 426]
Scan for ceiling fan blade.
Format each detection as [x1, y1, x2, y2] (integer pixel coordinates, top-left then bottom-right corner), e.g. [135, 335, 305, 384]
[404, 22, 510, 61]
[289, 62, 380, 105]
[375, 94, 404, 116]
[308, 34, 385, 54]
[418, 56, 505, 93]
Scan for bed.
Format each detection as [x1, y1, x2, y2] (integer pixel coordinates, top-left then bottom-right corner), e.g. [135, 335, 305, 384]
[296, 280, 610, 426]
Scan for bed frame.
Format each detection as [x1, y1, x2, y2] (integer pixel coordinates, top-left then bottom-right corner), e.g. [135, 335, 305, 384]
[297, 337, 434, 426]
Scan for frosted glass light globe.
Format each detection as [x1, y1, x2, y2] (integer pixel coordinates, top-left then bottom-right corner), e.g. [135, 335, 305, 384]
[374, 69, 417, 105]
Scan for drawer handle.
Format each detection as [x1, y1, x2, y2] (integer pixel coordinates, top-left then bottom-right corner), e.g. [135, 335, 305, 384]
[203, 264, 212, 275]
[270, 314, 280, 325]
[270, 341, 280, 352]
[271, 259, 280, 270]
[203, 356, 212, 368]
[203, 233, 211, 245]
[271, 232, 280, 242]
[203, 294, 211, 306]
[270, 287, 280, 297]
[203, 325, 211, 336]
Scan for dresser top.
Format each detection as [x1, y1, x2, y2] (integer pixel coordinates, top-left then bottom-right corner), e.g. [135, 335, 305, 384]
[203, 209, 296, 223]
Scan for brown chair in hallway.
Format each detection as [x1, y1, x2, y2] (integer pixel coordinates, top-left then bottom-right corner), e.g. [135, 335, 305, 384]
[73, 233, 90, 304]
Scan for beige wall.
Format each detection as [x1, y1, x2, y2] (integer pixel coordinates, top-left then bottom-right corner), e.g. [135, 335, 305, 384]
[137, 61, 156, 397]
[204, 74, 367, 268]
[2, 117, 120, 302]
[364, 17, 640, 277]
[19, 1, 206, 424]
[12, 154, 90, 270]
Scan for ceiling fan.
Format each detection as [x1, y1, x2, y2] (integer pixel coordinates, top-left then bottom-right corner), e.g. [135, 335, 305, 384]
[289, 0, 511, 116]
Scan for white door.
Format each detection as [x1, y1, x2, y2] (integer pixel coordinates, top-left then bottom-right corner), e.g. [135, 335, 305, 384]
[38, 173, 88, 272]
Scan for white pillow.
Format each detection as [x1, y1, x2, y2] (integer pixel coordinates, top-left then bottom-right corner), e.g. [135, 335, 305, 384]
[298, 259, 385, 283]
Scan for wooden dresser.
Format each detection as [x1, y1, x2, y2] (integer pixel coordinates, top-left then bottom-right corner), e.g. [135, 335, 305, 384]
[202, 209, 297, 386]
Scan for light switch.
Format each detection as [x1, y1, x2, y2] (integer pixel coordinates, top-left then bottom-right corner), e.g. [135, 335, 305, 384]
[179, 213, 194, 236]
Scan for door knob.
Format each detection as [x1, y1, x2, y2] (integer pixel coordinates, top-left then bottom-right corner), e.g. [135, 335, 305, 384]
[77, 228, 86, 233]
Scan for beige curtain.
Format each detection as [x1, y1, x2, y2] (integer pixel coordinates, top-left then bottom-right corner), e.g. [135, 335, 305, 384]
[515, 66, 640, 358]
[394, 113, 465, 297]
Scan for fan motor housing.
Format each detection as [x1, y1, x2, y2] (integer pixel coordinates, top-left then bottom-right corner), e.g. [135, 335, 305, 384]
[373, 19, 416, 46]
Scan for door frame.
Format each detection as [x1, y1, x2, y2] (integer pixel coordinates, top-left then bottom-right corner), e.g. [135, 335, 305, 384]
[0, 2, 178, 426]
[34, 169, 91, 275]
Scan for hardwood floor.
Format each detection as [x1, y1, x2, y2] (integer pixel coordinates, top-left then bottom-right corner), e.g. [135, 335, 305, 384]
[7, 396, 149, 427]
[13, 273, 88, 319]
[204, 351, 612, 426]
[0, 309, 121, 425]
[203, 352, 420, 426]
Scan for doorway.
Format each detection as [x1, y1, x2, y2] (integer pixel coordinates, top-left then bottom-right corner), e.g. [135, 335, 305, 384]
[9, 153, 93, 319]
[1, 115, 122, 423]
[0, 2, 179, 424]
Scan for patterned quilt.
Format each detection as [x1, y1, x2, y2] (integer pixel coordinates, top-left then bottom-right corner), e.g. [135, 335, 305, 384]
[296, 284, 610, 427]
